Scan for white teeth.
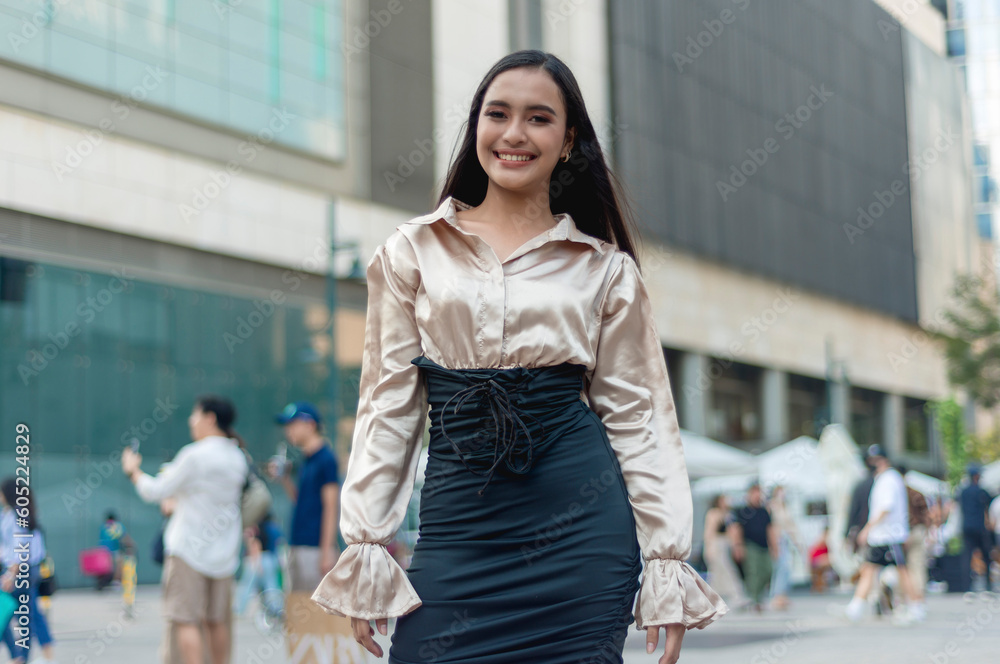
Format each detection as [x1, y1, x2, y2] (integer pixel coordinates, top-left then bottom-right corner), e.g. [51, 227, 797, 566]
[496, 153, 534, 162]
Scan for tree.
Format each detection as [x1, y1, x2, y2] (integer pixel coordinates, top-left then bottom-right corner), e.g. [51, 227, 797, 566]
[926, 273, 1000, 476]
[927, 274, 1000, 408]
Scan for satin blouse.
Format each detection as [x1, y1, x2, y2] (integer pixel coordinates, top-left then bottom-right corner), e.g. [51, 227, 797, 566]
[311, 196, 728, 630]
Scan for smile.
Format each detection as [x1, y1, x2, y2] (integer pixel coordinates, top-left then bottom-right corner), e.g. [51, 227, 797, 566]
[494, 151, 537, 162]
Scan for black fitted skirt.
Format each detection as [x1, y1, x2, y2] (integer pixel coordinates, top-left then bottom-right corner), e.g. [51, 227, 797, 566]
[388, 355, 642, 664]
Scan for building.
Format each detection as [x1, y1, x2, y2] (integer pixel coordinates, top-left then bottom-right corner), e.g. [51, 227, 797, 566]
[0, 0, 979, 586]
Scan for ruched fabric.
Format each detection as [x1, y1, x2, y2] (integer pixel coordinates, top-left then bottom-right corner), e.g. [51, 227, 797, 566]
[388, 356, 642, 663]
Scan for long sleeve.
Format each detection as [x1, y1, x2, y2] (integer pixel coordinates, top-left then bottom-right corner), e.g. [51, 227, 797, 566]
[587, 253, 728, 631]
[312, 235, 428, 620]
[135, 448, 194, 503]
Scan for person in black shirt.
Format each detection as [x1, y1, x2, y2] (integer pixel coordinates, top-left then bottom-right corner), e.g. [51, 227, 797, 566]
[958, 463, 994, 592]
[730, 481, 778, 611]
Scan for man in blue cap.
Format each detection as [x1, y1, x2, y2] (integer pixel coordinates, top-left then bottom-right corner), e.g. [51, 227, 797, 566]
[958, 462, 994, 592]
[270, 402, 341, 594]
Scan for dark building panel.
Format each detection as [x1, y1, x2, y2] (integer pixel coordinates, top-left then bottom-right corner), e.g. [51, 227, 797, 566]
[609, 0, 919, 322]
[368, 0, 435, 212]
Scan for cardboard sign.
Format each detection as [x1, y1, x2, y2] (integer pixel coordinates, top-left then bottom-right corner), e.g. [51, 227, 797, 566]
[285, 592, 370, 664]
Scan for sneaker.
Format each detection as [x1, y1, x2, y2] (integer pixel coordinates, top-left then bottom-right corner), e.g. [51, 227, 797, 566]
[891, 607, 913, 626]
[845, 598, 866, 622]
[908, 603, 926, 623]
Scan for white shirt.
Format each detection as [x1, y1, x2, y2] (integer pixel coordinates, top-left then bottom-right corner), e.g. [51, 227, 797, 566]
[990, 496, 1000, 536]
[136, 436, 248, 578]
[867, 467, 910, 545]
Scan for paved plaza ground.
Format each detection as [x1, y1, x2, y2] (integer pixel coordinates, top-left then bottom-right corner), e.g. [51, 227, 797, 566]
[23, 585, 1000, 663]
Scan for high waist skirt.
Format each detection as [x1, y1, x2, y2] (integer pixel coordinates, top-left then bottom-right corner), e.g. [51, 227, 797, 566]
[388, 356, 642, 664]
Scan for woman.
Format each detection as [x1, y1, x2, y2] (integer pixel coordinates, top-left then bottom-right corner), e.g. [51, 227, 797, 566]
[311, 50, 728, 663]
[703, 495, 749, 610]
[767, 485, 802, 610]
[1, 477, 56, 664]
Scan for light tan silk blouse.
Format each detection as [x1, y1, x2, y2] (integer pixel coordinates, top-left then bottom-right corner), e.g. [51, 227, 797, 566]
[311, 196, 728, 630]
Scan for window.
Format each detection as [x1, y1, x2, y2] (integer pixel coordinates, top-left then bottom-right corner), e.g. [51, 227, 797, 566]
[977, 212, 994, 238]
[788, 373, 827, 439]
[850, 386, 884, 449]
[707, 360, 763, 443]
[903, 397, 930, 453]
[948, 27, 966, 56]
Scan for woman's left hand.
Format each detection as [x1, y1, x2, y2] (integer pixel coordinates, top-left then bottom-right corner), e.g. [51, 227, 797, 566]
[121, 448, 142, 476]
[646, 623, 685, 664]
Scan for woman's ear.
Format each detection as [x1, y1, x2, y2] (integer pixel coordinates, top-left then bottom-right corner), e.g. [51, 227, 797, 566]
[564, 126, 577, 153]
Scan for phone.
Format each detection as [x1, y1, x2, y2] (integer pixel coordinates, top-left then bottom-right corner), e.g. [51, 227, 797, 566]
[128, 437, 140, 454]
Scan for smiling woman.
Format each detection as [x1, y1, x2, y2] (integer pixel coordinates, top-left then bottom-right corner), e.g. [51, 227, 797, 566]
[311, 50, 728, 664]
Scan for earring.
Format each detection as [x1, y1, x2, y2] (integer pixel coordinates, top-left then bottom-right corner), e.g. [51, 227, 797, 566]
[561, 149, 572, 163]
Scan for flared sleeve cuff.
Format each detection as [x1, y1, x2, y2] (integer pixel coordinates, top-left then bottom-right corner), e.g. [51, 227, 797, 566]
[633, 558, 729, 631]
[311, 542, 422, 620]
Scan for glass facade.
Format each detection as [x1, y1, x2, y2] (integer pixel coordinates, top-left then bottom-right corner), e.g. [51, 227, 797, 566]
[948, 0, 1000, 240]
[0, 255, 341, 587]
[0, 0, 346, 159]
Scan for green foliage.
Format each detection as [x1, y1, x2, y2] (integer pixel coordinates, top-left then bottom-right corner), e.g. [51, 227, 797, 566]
[926, 397, 966, 488]
[925, 274, 1000, 409]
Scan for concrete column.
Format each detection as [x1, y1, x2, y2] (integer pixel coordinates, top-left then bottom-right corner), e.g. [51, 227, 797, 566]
[882, 393, 904, 458]
[830, 379, 850, 428]
[679, 352, 709, 436]
[762, 368, 789, 446]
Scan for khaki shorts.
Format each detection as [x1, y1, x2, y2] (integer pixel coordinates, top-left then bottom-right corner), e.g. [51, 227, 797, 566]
[288, 546, 324, 593]
[162, 555, 233, 624]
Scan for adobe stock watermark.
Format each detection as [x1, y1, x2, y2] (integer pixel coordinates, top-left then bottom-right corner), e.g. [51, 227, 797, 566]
[521, 467, 625, 565]
[876, 0, 926, 41]
[222, 236, 334, 353]
[544, 0, 590, 29]
[341, 0, 415, 63]
[52, 66, 169, 182]
[749, 620, 805, 664]
[927, 592, 1000, 663]
[6, 0, 72, 53]
[61, 398, 180, 513]
[716, 84, 834, 201]
[843, 125, 958, 243]
[383, 99, 470, 192]
[672, 0, 752, 73]
[684, 288, 801, 401]
[17, 269, 136, 385]
[178, 108, 297, 223]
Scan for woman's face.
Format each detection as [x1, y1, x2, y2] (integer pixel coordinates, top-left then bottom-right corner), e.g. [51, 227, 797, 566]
[188, 406, 213, 440]
[475, 67, 575, 198]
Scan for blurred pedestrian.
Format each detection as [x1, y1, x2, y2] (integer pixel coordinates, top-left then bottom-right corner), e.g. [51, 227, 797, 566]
[846, 458, 876, 555]
[845, 445, 922, 624]
[809, 527, 834, 593]
[958, 463, 994, 593]
[897, 466, 930, 613]
[122, 395, 248, 664]
[730, 481, 777, 612]
[98, 511, 136, 590]
[234, 513, 284, 618]
[703, 494, 748, 609]
[768, 485, 802, 610]
[0, 477, 57, 664]
[269, 402, 340, 594]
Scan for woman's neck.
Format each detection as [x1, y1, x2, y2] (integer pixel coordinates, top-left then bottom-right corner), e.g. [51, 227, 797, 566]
[467, 183, 556, 230]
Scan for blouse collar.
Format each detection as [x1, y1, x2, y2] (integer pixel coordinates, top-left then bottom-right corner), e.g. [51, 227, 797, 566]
[405, 196, 608, 256]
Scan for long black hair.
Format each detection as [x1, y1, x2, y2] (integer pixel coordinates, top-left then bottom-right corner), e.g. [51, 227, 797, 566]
[1, 476, 38, 531]
[438, 49, 642, 267]
[195, 394, 245, 448]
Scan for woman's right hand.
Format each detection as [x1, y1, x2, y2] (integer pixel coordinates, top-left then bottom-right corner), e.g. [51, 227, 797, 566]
[351, 617, 388, 657]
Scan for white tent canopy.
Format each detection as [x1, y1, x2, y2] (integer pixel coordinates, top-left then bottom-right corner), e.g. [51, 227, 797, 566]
[982, 460, 1000, 495]
[680, 429, 758, 479]
[756, 436, 825, 493]
[905, 469, 950, 499]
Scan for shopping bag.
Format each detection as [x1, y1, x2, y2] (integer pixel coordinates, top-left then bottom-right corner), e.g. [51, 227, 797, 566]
[79, 546, 113, 577]
[285, 591, 368, 664]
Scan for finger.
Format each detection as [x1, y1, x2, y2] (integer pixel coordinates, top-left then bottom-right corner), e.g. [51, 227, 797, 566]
[377, 617, 388, 635]
[351, 618, 384, 658]
[646, 625, 659, 654]
[660, 623, 685, 664]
